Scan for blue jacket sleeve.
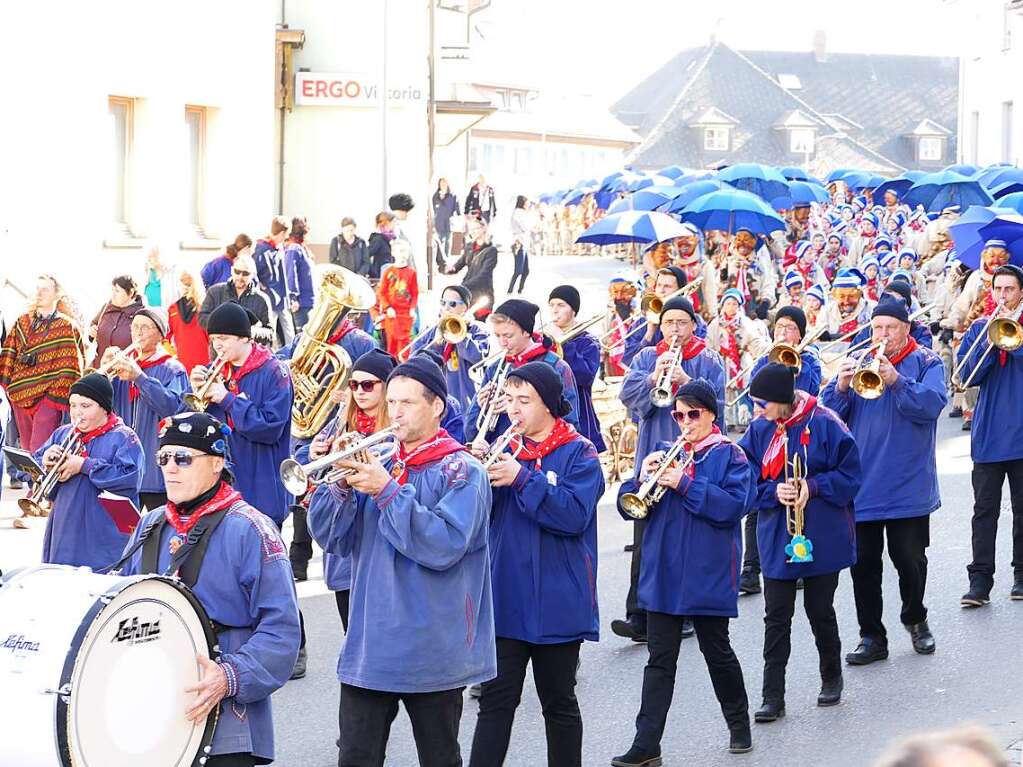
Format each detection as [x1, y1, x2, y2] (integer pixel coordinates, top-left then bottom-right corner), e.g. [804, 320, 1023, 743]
[459, 322, 489, 367]
[509, 446, 604, 536]
[219, 365, 292, 444]
[442, 398, 465, 443]
[891, 355, 947, 424]
[463, 364, 495, 444]
[805, 420, 862, 507]
[274, 335, 298, 362]
[620, 350, 656, 420]
[556, 360, 581, 428]
[81, 435, 144, 494]
[308, 482, 361, 558]
[564, 336, 600, 390]
[136, 368, 189, 417]
[371, 463, 492, 571]
[736, 424, 780, 510]
[622, 318, 650, 367]
[675, 446, 752, 528]
[200, 259, 217, 289]
[283, 247, 300, 301]
[955, 319, 997, 387]
[819, 380, 852, 420]
[799, 350, 822, 395]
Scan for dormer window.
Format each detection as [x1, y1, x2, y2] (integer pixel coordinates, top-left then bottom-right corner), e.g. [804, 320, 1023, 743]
[907, 119, 951, 163]
[919, 136, 943, 162]
[790, 128, 815, 154]
[704, 126, 730, 151]
[691, 107, 739, 153]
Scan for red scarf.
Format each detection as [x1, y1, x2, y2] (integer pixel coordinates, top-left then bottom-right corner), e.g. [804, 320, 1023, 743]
[129, 351, 173, 402]
[509, 419, 579, 469]
[224, 344, 273, 393]
[164, 481, 243, 536]
[887, 335, 918, 367]
[354, 407, 377, 436]
[328, 319, 356, 344]
[678, 426, 729, 479]
[655, 336, 706, 361]
[761, 391, 816, 480]
[865, 279, 879, 303]
[79, 413, 122, 457]
[718, 316, 742, 385]
[390, 429, 467, 485]
[838, 312, 860, 336]
[505, 334, 549, 366]
[441, 342, 459, 370]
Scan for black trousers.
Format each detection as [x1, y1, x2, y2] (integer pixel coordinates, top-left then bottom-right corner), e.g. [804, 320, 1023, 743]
[969, 459, 1023, 585]
[469, 638, 582, 767]
[289, 503, 314, 569]
[743, 510, 760, 574]
[507, 245, 529, 294]
[335, 589, 351, 633]
[850, 515, 930, 642]
[633, 613, 749, 752]
[625, 519, 647, 628]
[205, 755, 256, 767]
[762, 573, 841, 703]
[139, 491, 167, 512]
[338, 683, 464, 767]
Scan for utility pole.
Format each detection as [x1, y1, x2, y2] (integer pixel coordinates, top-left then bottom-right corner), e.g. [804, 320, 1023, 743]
[380, 0, 389, 209]
[426, 0, 437, 290]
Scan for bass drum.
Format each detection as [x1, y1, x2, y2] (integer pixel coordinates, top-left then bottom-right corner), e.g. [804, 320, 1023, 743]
[0, 565, 217, 767]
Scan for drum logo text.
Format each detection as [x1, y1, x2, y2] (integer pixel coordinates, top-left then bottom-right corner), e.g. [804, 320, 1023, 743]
[111, 617, 162, 645]
[2, 634, 41, 653]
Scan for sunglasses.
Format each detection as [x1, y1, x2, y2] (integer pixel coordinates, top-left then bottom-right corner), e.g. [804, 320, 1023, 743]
[348, 379, 381, 392]
[157, 450, 212, 468]
[232, 269, 251, 277]
[671, 409, 704, 424]
[440, 300, 465, 309]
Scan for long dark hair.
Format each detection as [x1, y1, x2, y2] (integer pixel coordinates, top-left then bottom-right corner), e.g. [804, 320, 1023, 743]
[515, 195, 528, 210]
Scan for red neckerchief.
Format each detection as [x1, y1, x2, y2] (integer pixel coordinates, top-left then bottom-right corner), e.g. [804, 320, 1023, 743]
[865, 279, 879, 303]
[506, 334, 548, 366]
[79, 413, 120, 444]
[762, 391, 817, 480]
[354, 407, 376, 436]
[441, 342, 459, 369]
[888, 335, 918, 367]
[680, 426, 729, 479]
[224, 344, 272, 393]
[129, 351, 173, 401]
[656, 336, 706, 361]
[390, 429, 466, 485]
[718, 316, 742, 383]
[327, 319, 356, 344]
[839, 310, 860, 336]
[164, 481, 243, 536]
[509, 419, 579, 469]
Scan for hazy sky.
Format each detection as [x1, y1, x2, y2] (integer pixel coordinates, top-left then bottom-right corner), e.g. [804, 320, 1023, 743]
[472, 0, 958, 105]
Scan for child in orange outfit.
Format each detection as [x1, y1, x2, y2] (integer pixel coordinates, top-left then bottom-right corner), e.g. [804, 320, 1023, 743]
[377, 240, 418, 359]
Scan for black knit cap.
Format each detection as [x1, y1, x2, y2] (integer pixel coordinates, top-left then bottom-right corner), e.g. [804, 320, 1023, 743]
[207, 301, 253, 338]
[494, 298, 539, 333]
[659, 296, 697, 323]
[872, 296, 910, 324]
[443, 284, 472, 306]
[507, 361, 572, 417]
[388, 193, 415, 212]
[675, 380, 717, 418]
[158, 412, 232, 458]
[70, 372, 113, 413]
[774, 306, 807, 338]
[389, 355, 448, 401]
[884, 279, 912, 309]
[548, 285, 581, 315]
[750, 363, 796, 404]
[657, 265, 688, 290]
[134, 307, 168, 338]
[352, 349, 397, 382]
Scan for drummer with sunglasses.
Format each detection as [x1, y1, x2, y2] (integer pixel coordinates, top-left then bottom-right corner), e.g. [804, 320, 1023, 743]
[612, 381, 754, 766]
[409, 285, 489, 413]
[119, 411, 301, 767]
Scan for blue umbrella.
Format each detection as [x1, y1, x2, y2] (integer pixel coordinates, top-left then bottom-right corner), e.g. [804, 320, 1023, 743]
[874, 172, 927, 200]
[982, 167, 1023, 189]
[974, 165, 1015, 187]
[659, 179, 730, 214]
[992, 180, 1023, 199]
[561, 180, 601, 207]
[840, 171, 886, 191]
[716, 163, 789, 203]
[780, 166, 809, 181]
[599, 170, 626, 189]
[993, 192, 1023, 215]
[679, 188, 786, 235]
[673, 171, 713, 186]
[657, 164, 688, 180]
[771, 180, 830, 210]
[609, 185, 684, 213]
[576, 211, 693, 245]
[625, 174, 675, 192]
[825, 168, 860, 183]
[948, 205, 1023, 268]
[903, 171, 994, 212]
[943, 163, 980, 176]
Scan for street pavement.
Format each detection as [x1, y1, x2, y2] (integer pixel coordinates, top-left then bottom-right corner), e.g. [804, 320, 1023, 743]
[1, 254, 1022, 766]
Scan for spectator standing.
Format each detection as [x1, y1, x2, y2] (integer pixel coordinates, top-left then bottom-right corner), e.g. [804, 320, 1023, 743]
[199, 253, 273, 332]
[167, 269, 210, 374]
[329, 217, 371, 276]
[432, 178, 459, 264]
[389, 192, 417, 273]
[253, 216, 292, 345]
[284, 216, 316, 331]
[508, 195, 532, 294]
[377, 240, 418, 359]
[90, 275, 144, 367]
[201, 233, 253, 289]
[141, 245, 179, 308]
[465, 174, 497, 223]
[367, 211, 396, 279]
[447, 220, 498, 320]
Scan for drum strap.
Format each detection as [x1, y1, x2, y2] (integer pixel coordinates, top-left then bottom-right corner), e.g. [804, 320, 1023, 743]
[147, 509, 233, 588]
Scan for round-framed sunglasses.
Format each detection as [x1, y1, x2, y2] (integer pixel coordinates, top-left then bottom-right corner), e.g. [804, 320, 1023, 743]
[349, 379, 382, 392]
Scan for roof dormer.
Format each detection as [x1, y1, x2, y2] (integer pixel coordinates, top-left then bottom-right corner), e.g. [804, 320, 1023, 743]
[690, 107, 739, 152]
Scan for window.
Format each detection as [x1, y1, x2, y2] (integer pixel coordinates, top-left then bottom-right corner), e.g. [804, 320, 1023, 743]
[184, 106, 207, 233]
[482, 142, 493, 172]
[496, 90, 509, 110]
[493, 144, 506, 171]
[918, 136, 943, 162]
[512, 92, 525, 111]
[469, 145, 480, 173]
[108, 96, 133, 231]
[1003, 101, 1014, 163]
[789, 128, 815, 154]
[704, 126, 729, 151]
[1004, 3, 1013, 50]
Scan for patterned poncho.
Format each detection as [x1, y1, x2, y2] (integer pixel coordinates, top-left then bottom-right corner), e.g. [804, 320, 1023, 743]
[0, 311, 83, 410]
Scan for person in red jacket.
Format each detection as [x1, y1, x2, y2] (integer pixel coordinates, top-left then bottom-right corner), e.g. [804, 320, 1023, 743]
[377, 240, 418, 359]
[167, 269, 210, 374]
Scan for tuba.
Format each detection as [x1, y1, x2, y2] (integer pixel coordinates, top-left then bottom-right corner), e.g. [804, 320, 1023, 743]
[291, 266, 377, 439]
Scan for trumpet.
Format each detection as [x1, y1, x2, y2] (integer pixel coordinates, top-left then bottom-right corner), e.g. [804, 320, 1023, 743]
[279, 426, 399, 495]
[468, 349, 506, 378]
[183, 352, 230, 412]
[482, 422, 524, 469]
[18, 422, 83, 517]
[92, 341, 142, 378]
[851, 340, 888, 399]
[620, 436, 693, 520]
[598, 277, 704, 350]
[650, 337, 682, 408]
[725, 326, 828, 406]
[476, 359, 512, 436]
[952, 302, 1023, 391]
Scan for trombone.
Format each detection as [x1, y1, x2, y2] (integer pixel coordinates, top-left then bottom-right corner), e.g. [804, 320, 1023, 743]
[279, 426, 399, 495]
[92, 341, 142, 378]
[951, 302, 1023, 391]
[620, 435, 693, 520]
[482, 422, 524, 469]
[183, 352, 230, 412]
[18, 422, 83, 517]
[548, 313, 605, 357]
[402, 296, 493, 358]
[650, 337, 682, 408]
[851, 340, 888, 399]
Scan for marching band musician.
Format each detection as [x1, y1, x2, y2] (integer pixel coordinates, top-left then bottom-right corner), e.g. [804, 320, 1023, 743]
[612, 296, 725, 644]
[410, 284, 489, 413]
[470, 362, 604, 767]
[106, 308, 190, 511]
[547, 284, 606, 452]
[817, 267, 875, 341]
[706, 288, 770, 429]
[955, 264, 1023, 607]
[465, 298, 579, 445]
[308, 356, 495, 767]
[35, 373, 144, 569]
[119, 412, 301, 767]
[820, 298, 946, 665]
[738, 364, 861, 722]
[612, 381, 754, 766]
[604, 272, 640, 377]
[622, 266, 707, 368]
[275, 293, 377, 365]
[848, 279, 932, 351]
[413, 346, 468, 443]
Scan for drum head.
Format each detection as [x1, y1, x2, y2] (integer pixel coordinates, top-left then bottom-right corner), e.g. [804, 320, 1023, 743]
[58, 577, 217, 767]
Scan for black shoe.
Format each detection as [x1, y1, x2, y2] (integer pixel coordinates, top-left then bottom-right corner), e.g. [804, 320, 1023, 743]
[754, 700, 785, 722]
[624, 543, 636, 553]
[468, 683, 482, 699]
[817, 677, 843, 707]
[611, 618, 648, 643]
[1012, 576, 1023, 600]
[681, 617, 695, 638]
[292, 566, 308, 583]
[610, 746, 662, 767]
[290, 646, 307, 680]
[845, 638, 889, 666]
[962, 419, 972, 431]
[948, 406, 963, 418]
[961, 582, 991, 607]
[905, 621, 935, 655]
[7, 479, 24, 490]
[729, 728, 753, 754]
[739, 570, 761, 595]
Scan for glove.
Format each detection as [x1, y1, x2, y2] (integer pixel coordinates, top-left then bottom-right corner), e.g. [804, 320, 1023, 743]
[929, 321, 942, 335]
[939, 328, 954, 345]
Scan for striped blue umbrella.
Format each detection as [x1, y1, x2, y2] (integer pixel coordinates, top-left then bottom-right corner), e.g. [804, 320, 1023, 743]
[904, 171, 994, 212]
[716, 163, 789, 203]
[680, 188, 786, 235]
[576, 211, 692, 245]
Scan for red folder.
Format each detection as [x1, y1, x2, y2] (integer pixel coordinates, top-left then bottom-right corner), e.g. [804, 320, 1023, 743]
[97, 491, 141, 534]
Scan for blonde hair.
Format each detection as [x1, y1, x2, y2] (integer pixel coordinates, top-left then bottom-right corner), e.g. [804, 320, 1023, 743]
[343, 383, 390, 433]
[233, 253, 257, 274]
[28, 274, 66, 316]
[872, 726, 1008, 767]
[178, 269, 205, 308]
